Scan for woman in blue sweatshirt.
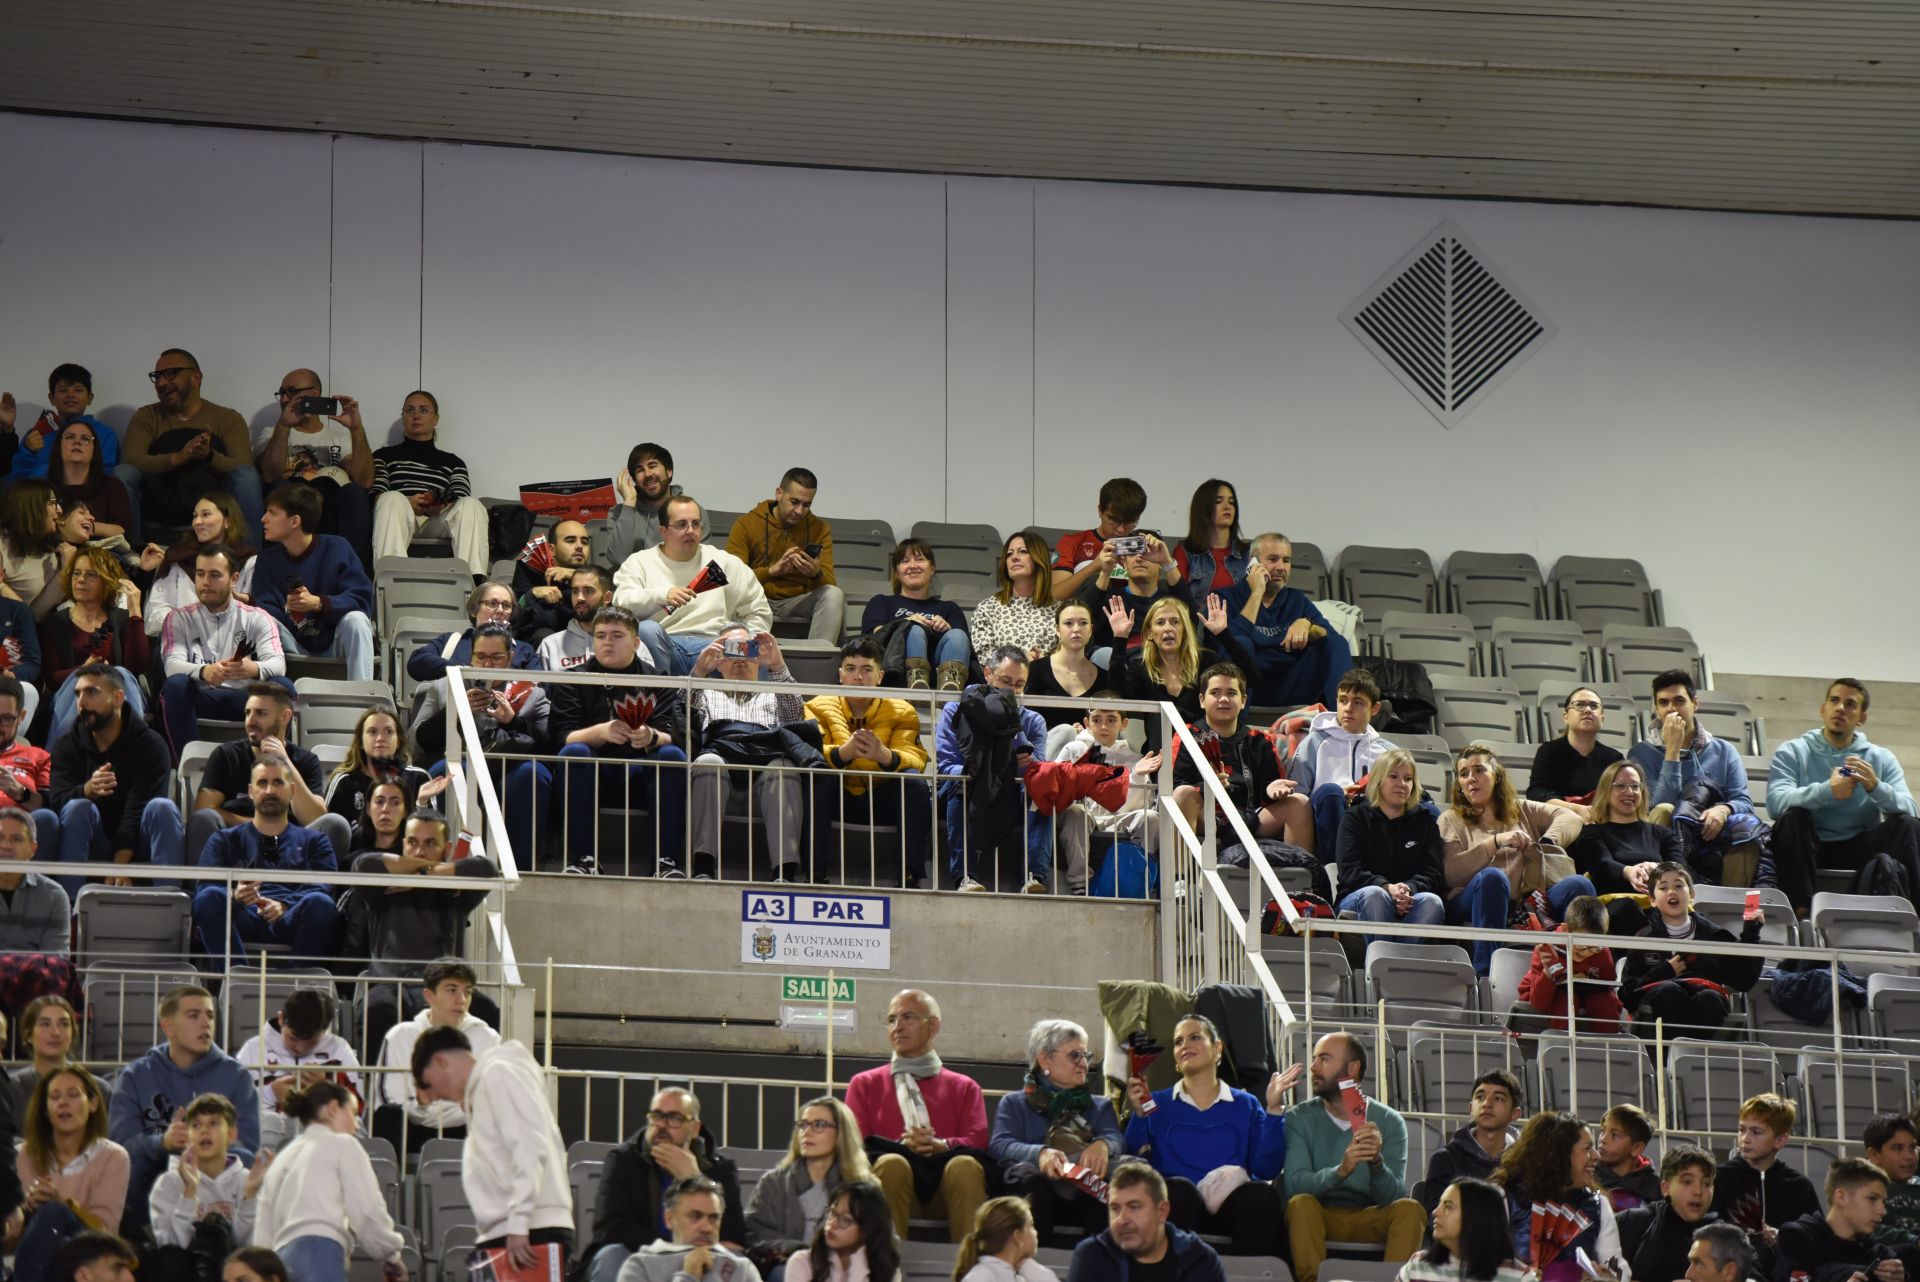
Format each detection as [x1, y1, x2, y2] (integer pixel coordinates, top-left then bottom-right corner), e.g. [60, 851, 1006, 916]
[1123, 1014, 1297, 1256]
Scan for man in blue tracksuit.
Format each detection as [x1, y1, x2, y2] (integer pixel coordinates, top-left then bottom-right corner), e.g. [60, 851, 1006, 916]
[107, 983, 259, 1238]
[1068, 1163, 1227, 1282]
[1224, 535, 1351, 710]
[193, 756, 338, 966]
[1767, 677, 1920, 912]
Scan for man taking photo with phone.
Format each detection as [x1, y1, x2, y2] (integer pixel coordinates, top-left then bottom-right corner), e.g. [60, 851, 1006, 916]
[256, 369, 376, 573]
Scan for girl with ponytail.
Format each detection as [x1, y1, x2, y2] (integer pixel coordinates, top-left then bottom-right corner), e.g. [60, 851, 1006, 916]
[252, 1083, 408, 1282]
[951, 1198, 1056, 1282]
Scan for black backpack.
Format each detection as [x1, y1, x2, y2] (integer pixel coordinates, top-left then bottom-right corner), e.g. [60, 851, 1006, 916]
[1366, 657, 1437, 736]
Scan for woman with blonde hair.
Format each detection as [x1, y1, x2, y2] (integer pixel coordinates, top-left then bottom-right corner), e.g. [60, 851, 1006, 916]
[952, 1198, 1055, 1282]
[745, 1097, 870, 1277]
[1113, 596, 1248, 750]
[1570, 759, 1684, 895]
[1439, 742, 1592, 974]
[6, 1066, 131, 1278]
[970, 532, 1058, 666]
[1334, 748, 1447, 948]
[39, 545, 148, 740]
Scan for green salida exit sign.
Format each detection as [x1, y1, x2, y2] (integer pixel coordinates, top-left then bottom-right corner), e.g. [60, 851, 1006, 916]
[782, 975, 855, 1003]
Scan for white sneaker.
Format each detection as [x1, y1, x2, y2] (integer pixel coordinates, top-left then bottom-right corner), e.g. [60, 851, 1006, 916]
[958, 877, 987, 892]
[1022, 877, 1048, 894]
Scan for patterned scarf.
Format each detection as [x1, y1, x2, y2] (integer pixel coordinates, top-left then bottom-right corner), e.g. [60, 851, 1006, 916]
[1023, 1067, 1096, 1151]
[890, 1051, 942, 1133]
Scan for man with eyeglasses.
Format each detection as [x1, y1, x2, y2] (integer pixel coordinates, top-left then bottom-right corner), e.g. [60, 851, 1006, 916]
[123, 348, 262, 537]
[845, 989, 989, 1243]
[584, 1090, 748, 1282]
[613, 495, 770, 676]
[1527, 686, 1625, 813]
[406, 579, 542, 686]
[1627, 668, 1768, 887]
[805, 637, 932, 888]
[257, 368, 376, 572]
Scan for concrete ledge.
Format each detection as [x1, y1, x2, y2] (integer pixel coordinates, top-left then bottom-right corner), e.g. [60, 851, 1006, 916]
[505, 875, 1159, 1063]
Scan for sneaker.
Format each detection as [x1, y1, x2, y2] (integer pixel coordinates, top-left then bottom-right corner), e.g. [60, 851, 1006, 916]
[774, 863, 804, 884]
[565, 857, 598, 876]
[658, 864, 687, 880]
[958, 877, 987, 892]
[692, 871, 714, 881]
[1022, 877, 1048, 895]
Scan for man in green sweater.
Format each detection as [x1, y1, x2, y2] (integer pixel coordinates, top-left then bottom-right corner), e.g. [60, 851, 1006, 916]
[1282, 1032, 1426, 1282]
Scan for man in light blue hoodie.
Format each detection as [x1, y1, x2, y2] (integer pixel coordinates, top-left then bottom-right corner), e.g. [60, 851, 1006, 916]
[106, 984, 260, 1239]
[1766, 678, 1920, 913]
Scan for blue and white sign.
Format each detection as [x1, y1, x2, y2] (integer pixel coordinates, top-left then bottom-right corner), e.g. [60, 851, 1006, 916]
[742, 891, 891, 970]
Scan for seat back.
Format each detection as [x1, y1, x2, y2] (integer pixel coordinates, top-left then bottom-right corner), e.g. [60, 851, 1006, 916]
[1339, 545, 1438, 621]
[74, 887, 192, 969]
[1666, 1038, 1782, 1134]
[1258, 935, 1355, 1016]
[1286, 540, 1333, 602]
[1445, 551, 1548, 635]
[388, 614, 470, 707]
[1537, 1036, 1653, 1116]
[1868, 973, 1920, 1054]
[909, 521, 1002, 557]
[1693, 884, 1797, 948]
[1379, 611, 1478, 679]
[1552, 556, 1659, 639]
[1488, 948, 1533, 1016]
[293, 678, 396, 748]
[223, 967, 339, 1049]
[1690, 698, 1761, 756]
[1433, 689, 1529, 748]
[1601, 624, 1702, 690]
[571, 1159, 604, 1242]
[377, 566, 472, 638]
[1811, 893, 1920, 976]
[1795, 1049, 1915, 1143]
[1488, 618, 1591, 698]
[1404, 1022, 1525, 1117]
[1364, 943, 1479, 1050]
[1535, 680, 1642, 745]
[83, 965, 203, 1060]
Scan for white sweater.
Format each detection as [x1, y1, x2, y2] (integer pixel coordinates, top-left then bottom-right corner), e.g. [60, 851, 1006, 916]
[236, 1022, 364, 1148]
[463, 1041, 574, 1240]
[378, 1009, 499, 1128]
[959, 1260, 1059, 1282]
[612, 544, 771, 638]
[150, 1153, 257, 1248]
[252, 1124, 405, 1262]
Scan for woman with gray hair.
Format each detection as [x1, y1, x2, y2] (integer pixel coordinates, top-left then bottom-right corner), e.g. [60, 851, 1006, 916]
[986, 1019, 1123, 1246]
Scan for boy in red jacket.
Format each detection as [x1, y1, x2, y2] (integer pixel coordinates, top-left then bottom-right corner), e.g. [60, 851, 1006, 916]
[1513, 896, 1625, 1042]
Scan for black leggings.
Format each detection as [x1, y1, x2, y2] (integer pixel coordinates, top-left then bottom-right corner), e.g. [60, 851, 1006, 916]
[1631, 981, 1731, 1040]
[1019, 1174, 1110, 1247]
[1165, 1175, 1284, 1257]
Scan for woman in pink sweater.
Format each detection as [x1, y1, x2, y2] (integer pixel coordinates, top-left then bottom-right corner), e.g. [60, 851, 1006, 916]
[6, 1066, 131, 1276]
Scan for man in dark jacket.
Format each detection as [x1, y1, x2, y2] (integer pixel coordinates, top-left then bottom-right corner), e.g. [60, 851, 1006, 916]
[583, 1088, 746, 1282]
[192, 758, 338, 965]
[1421, 1070, 1522, 1212]
[1618, 1147, 1729, 1282]
[47, 666, 182, 893]
[1069, 1162, 1226, 1282]
[1772, 1158, 1901, 1282]
[549, 605, 686, 876]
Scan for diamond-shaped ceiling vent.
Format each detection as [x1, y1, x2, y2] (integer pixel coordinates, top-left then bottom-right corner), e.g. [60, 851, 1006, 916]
[1341, 221, 1554, 429]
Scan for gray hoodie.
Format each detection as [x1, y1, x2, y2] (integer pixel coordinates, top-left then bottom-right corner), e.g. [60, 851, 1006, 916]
[615, 1240, 764, 1282]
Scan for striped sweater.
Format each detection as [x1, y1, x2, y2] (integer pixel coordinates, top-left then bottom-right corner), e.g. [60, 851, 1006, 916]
[371, 437, 473, 499]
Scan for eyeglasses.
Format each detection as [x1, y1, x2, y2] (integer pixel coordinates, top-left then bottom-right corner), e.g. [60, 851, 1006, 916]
[148, 367, 192, 383]
[826, 1212, 858, 1229]
[402, 406, 436, 415]
[1610, 780, 1643, 792]
[1051, 1049, 1092, 1065]
[794, 1119, 838, 1134]
[666, 521, 703, 532]
[1566, 700, 1602, 711]
[275, 384, 320, 400]
[647, 1110, 692, 1126]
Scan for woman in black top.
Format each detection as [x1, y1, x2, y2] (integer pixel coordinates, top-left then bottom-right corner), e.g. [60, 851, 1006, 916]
[1570, 759, 1683, 894]
[1022, 600, 1109, 740]
[1526, 687, 1624, 808]
[859, 537, 970, 689]
[326, 706, 438, 823]
[1112, 596, 1252, 750]
[348, 778, 414, 855]
[1334, 747, 1448, 943]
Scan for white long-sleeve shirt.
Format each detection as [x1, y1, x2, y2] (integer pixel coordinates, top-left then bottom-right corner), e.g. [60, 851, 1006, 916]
[378, 1010, 499, 1129]
[463, 1041, 574, 1240]
[150, 1153, 257, 1248]
[252, 1124, 405, 1262]
[612, 544, 770, 638]
[160, 597, 286, 680]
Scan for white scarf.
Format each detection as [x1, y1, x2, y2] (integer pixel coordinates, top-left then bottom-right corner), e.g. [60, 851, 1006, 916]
[890, 1051, 942, 1134]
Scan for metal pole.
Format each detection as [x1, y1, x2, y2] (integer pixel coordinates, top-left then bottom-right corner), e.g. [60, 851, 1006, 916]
[825, 968, 836, 1092]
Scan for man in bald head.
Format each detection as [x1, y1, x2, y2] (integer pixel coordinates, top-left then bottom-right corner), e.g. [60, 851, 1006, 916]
[257, 367, 376, 572]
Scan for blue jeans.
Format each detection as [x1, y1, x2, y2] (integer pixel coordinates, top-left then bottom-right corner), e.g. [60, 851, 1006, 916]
[902, 624, 971, 666]
[279, 1235, 349, 1282]
[159, 673, 296, 756]
[1248, 629, 1355, 709]
[52, 795, 185, 896]
[227, 464, 265, 538]
[1337, 884, 1447, 950]
[49, 666, 146, 747]
[1309, 783, 1350, 858]
[12, 1199, 84, 1282]
[940, 779, 1053, 889]
[558, 741, 689, 873]
[191, 885, 339, 965]
[110, 462, 146, 538]
[1449, 865, 1598, 973]
[274, 612, 374, 682]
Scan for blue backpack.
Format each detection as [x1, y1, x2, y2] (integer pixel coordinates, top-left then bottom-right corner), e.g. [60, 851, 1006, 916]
[1091, 842, 1159, 899]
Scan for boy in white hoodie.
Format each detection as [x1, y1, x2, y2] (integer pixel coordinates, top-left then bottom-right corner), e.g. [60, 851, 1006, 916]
[414, 1025, 576, 1268]
[235, 987, 362, 1151]
[374, 958, 500, 1153]
[1286, 668, 1395, 856]
[1052, 708, 1160, 894]
[149, 1093, 271, 1266]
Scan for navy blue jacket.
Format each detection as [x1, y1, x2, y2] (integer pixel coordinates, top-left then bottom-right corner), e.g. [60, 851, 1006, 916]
[1068, 1224, 1226, 1282]
[198, 820, 337, 903]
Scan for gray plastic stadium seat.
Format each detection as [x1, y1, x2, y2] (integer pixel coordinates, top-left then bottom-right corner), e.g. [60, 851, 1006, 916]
[1446, 551, 1548, 636]
[1338, 545, 1439, 621]
[1795, 1048, 1915, 1143]
[1866, 974, 1920, 1055]
[1488, 948, 1532, 1014]
[1537, 1036, 1654, 1116]
[1364, 942, 1480, 1051]
[388, 614, 469, 708]
[74, 887, 192, 969]
[909, 521, 1002, 556]
[571, 1159, 604, 1242]
[84, 966, 202, 1060]
[293, 678, 396, 748]
[1666, 1039, 1782, 1134]
[1693, 884, 1797, 949]
[1380, 611, 1479, 678]
[223, 968, 338, 1050]
[1489, 617, 1592, 698]
[703, 512, 745, 541]
[1431, 676, 1529, 749]
[1286, 541, 1332, 602]
[1552, 556, 1663, 639]
[1810, 893, 1919, 977]
[936, 575, 991, 611]
[779, 641, 841, 687]
[1690, 698, 1763, 756]
[1601, 623, 1703, 690]
[376, 561, 472, 638]
[1534, 680, 1642, 746]
[1745, 977, 1856, 1052]
[1259, 935, 1355, 1018]
[1404, 1021, 1523, 1117]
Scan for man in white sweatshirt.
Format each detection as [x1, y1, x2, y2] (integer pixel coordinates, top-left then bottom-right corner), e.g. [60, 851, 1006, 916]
[414, 1024, 575, 1269]
[614, 1176, 762, 1282]
[1285, 667, 1396, 856]
[156, 545, 291, 756]
[373, 958, 500, 1153]
[612, 495, 770, 676]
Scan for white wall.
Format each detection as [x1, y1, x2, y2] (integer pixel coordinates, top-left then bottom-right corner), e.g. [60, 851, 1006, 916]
[4, 111, 1916, 682]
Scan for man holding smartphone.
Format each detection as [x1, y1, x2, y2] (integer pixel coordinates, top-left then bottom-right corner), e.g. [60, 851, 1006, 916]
[256, 369, 376, 574]
[723, 467, 844, 643]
